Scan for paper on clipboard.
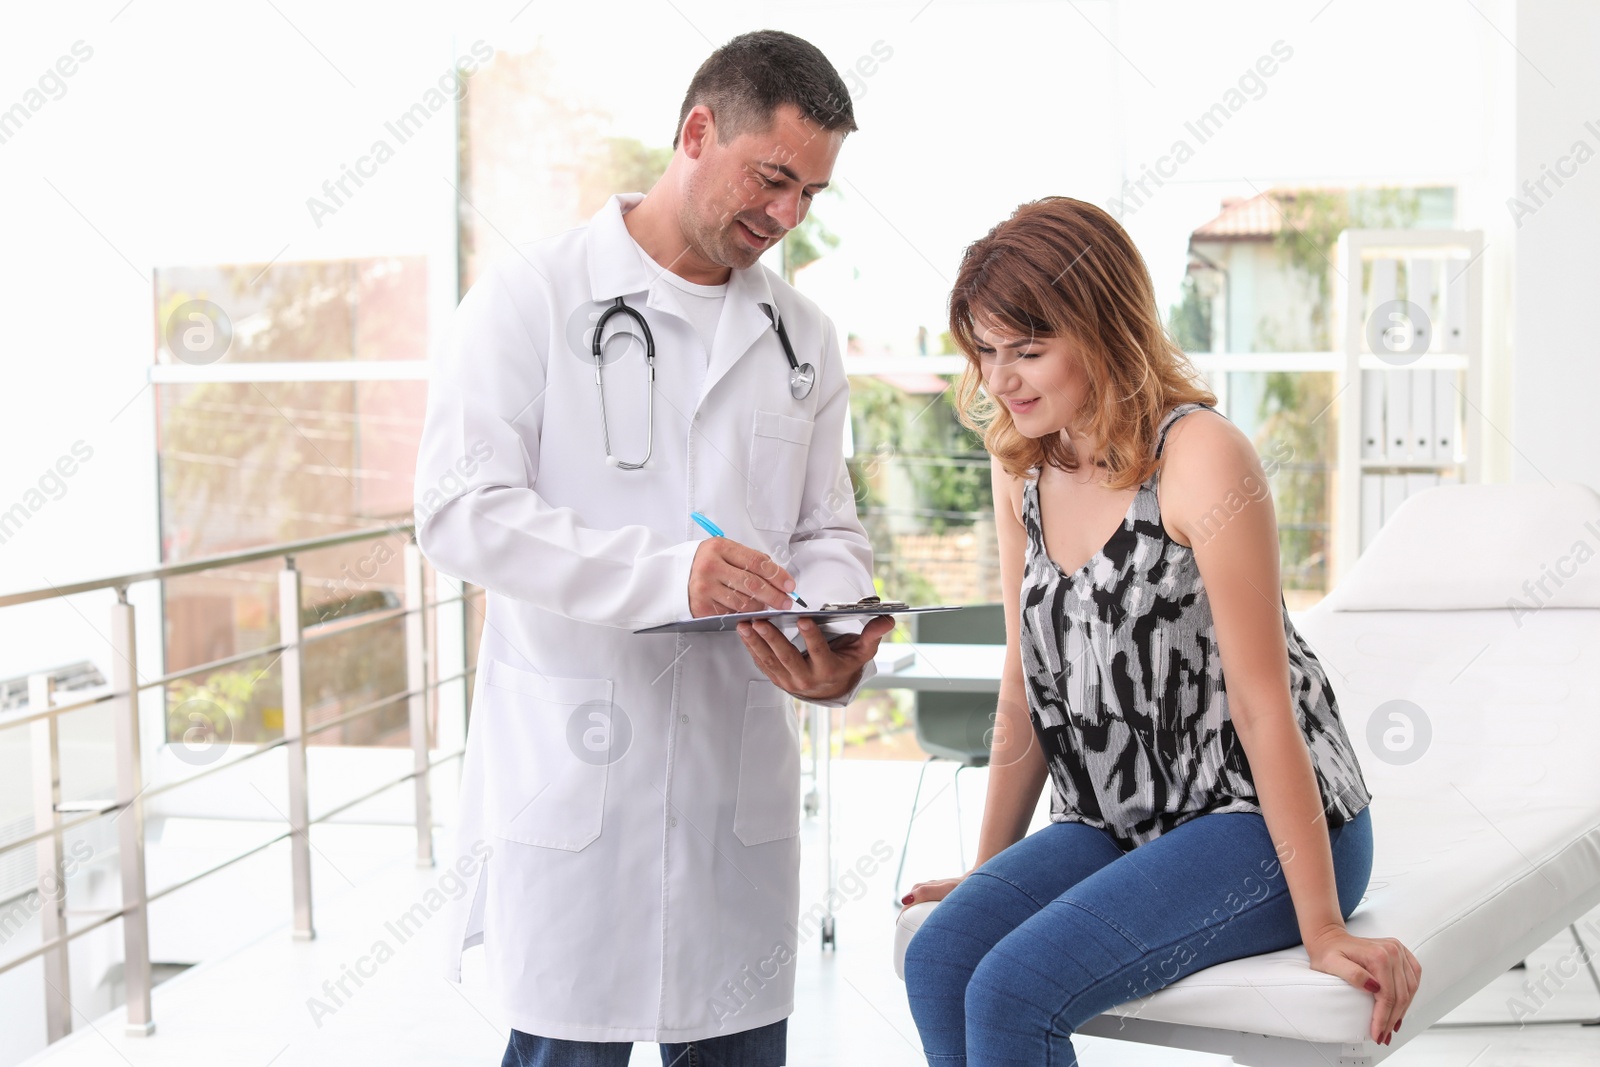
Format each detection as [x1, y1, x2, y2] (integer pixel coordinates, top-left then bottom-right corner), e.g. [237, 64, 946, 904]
[632, 598, 962, 635]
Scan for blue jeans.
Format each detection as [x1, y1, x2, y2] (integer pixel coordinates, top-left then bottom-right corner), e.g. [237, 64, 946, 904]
[501, 1019, 786, 1066]
[903, 807, 1373, 1065]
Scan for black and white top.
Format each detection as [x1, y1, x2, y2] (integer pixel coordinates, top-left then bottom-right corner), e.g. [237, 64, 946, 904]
[1018, 402, 1372, 851]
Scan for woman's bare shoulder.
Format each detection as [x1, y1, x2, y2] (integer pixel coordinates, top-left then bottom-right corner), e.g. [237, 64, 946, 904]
[990, 454, 1027, 527]
[1162, 406, 1258, 477]
[1159, 407, 1269, 541]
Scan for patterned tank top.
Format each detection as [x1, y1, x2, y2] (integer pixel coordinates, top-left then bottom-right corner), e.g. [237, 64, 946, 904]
[1018, 402, 1372, 851]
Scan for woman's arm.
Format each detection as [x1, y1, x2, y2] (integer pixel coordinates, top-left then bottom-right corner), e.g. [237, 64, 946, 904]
[1162, 411, 1418, 1044]
[1163, 414, 1345, 944]
[902, 457, 1045, 905]
[971, 456, 1049, 867]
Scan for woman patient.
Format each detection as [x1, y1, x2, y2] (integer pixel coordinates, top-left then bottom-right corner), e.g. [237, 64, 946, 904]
[900, 196, 1419, 1064]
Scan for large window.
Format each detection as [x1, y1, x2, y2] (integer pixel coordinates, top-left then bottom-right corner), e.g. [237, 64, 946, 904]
[153, 257, 431, 751]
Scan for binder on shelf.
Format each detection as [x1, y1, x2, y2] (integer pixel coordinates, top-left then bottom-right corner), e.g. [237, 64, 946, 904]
[1385, 369, 1412, 460]
[1360, 473, 1383, 551]
[1370, 257, 1398, 315]
[1361, 368, 1386, 461]
[1406, 257, 1436, 354]
[1381, 474, 1408, 525]
[1409, 367, 1435, 463]
[1443, 258, 1469, 352]
[1405, 258, 1437, 463]
[1369, 258, 1399, 361]
[1432, 369, 1458, 462]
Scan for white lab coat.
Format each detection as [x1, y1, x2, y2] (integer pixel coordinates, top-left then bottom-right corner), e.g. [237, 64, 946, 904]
[414, 192, 878, 1042]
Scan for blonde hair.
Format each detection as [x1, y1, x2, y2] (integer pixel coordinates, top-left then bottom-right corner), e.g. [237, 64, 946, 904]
[948, 196, 1217, 490]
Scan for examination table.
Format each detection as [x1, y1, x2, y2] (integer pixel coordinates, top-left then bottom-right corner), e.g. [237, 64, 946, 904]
[893, 480, 1600, 1065]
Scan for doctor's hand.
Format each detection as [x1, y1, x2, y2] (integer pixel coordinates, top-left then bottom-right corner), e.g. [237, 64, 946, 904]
[737, 614, 897, 703]
[689, 537, 801, 617]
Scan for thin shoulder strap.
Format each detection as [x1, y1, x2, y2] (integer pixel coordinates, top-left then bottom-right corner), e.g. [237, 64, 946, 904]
[1154, 402, 1214, 460]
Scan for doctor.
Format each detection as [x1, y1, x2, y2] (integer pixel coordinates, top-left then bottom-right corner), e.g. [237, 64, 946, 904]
[414, 29, 895, 1066]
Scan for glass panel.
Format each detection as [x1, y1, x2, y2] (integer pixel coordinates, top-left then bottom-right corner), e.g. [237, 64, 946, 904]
[835, 375, 995, 760]
[1223, 369, 1338, 610]
[161, 560, 283, 752]
[296, 539, 411, 748]
[848, 376, 995, 606]
[154, 256, 428, 365]
[153, 352, 428, 754]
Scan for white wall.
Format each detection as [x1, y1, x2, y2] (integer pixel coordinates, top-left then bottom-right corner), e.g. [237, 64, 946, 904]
[1512, 0, 1600, 492]
[0, 3, 462, 682]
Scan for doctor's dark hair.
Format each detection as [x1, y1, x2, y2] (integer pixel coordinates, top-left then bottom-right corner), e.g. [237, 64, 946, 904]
[673, 30, 858, 149]
[948, 197, 1217, 489]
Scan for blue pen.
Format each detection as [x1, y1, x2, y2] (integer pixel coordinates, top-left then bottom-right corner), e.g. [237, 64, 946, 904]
[690, 511, 809, 608]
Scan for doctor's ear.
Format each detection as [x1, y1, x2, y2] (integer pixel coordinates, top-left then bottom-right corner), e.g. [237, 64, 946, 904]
[679, 105, 717, 160]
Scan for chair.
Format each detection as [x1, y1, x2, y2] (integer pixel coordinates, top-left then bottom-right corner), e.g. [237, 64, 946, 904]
[894, 481, 1600, 1064]
[892, 602, 1006, 903]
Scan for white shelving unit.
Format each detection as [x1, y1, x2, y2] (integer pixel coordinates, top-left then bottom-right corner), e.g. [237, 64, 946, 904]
[1332, 229, 1484, 587]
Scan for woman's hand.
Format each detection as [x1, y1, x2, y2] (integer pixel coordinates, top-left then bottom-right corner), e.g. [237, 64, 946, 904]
[899, 874, 967, 915]
[1305, 928, 1421, 1046]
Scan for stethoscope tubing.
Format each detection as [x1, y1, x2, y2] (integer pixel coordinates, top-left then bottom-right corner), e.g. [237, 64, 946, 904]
[593, 296, 814, 471]
[593, 296, 656, 470]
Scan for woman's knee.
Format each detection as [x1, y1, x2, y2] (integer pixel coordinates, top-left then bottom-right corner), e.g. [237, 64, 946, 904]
[903, 873, 1027, 998]
[963, 948, 1021, 1025]
[902, 901, 968, 996]
[963, 943, 1063, 1035]
[901, 922, 939, 994]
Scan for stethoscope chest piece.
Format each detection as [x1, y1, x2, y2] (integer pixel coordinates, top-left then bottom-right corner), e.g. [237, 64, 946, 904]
[762, 302, 814, 400]
[789, 362, 815, 400]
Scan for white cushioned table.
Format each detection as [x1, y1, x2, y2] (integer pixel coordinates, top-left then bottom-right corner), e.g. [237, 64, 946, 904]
[892, 481, 1600, 1065]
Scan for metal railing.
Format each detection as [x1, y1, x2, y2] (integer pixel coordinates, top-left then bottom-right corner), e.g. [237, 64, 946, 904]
[0, 522, 477, 1043]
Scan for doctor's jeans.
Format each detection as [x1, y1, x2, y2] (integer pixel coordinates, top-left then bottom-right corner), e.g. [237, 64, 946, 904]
[902, 806, 1373, 1065]
[501, 1018, 786, 1067]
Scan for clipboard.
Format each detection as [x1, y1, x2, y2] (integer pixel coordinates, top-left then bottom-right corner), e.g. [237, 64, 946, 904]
[633, 599, 963, 635]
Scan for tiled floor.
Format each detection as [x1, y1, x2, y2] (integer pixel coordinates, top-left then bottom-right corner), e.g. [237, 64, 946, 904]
[17, 760, 1600, 1066]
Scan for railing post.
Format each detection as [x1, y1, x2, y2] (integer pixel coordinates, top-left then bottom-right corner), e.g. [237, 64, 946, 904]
[431, 572, 467, 759]
[405, 541, 434, 868]
[813, 700, 836, 948]
[279, 559, 314, 941]
[463, 583, 475, 733]
[110, 590, 154, 1036]
[29, 672, 71, 1043]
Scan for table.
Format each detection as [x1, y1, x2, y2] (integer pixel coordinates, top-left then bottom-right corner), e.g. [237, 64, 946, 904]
[802, 642, 1006, 947]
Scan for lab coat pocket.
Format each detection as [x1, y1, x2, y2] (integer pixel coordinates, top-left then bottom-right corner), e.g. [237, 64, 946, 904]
[733, 679, 802, 846]
[479, 657, 615, 852]
[747, 409, 814, 534]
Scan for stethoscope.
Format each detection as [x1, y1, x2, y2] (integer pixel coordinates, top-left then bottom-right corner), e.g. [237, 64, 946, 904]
[592, 296, 814, 470]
